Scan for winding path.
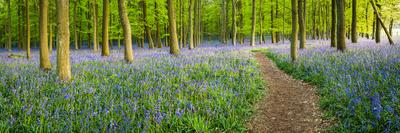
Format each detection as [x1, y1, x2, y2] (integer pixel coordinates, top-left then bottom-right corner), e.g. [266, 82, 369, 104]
[247, 53, 328, 133]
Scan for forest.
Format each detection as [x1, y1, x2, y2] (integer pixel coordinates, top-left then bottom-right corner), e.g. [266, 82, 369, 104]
[0, 0, 399, 132]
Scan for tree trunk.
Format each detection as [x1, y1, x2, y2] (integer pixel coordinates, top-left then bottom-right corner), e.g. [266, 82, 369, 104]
[232, 0, 236, 46]
[374, 2, 381, 43]
[291, 0, 298, 61]
[337, 0, 346, 51]
[56, 0, 72, 81]
[370, 0, 394, 45]
[40, 0, 51, 70]
[118, 0, 134, 63]
[93, 0, 98, 52]
[168, 0, 180, 55]
[155, 1, 162, 48]
[26, 0, 31, 59]
[189, 0, 195, 49]
[250, 0, 256, 46]
[331, 0, 337, 47]
[74, 0, 79, 49]
[259, 0, 264, 44]
[271, 0, 275, 43]
[7, 0, 12, 51]
[87, 2, 91, 49]
[298, 0, 306, 49]
[351, 0, 357, 43]
[142, 0, 154, 49]
[102, 0, 110, 56]
[389, 18, 393, 36]
[18, 1, 22, 50]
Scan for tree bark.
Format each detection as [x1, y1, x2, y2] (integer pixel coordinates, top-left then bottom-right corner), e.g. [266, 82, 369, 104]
[291, 0, 298, 61]
[56, 0, 72, 81]
[168, 0, 180, 55]
[189, 0, 195, 49]
[298, 0, 306, 49]
[102, 0, 110, 56]
[7, 0, 12, 51]
[155, 1, 162, 48]
[331, 0, 337, 47]
[374, 1, 381, 43]
[74, 0, 79, 49]
[271, 0, 275, 43]
[370, 0, 394, 45]
[26, 0, 31, 59]
[232, 0, 237, 46]
[93, 0, 98, 52]
[351, 0, 357, 43]
[142, 0, 154, 49]
[250, 0, 256, 46]
[337, 0, 346, 51]
[259, 0, 264, 44]
[40, 0, 51, 70]
[118, 0, 134, 63]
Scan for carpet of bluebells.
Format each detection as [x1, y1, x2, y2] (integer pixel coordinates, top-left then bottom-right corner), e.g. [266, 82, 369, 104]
[0, 45, 264, 132]
[265, 39, 400, 132]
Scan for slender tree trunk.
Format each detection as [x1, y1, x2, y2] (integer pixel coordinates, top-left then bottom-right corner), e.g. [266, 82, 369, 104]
[298, 0, 306, 49]
[372, 17, 375, 39]
[142, 0, 154, 49]
[337, 0, 346, 51]
[275, 0, 280, 42]
[155, 1, 162, 48]
[189, 0, 195, 49]
[74, 0, 79, 49]
[271, 0, 275, 43]
[239, 0, 244, 44]
[179, 0, 184, 48]
[102, 0, 110, 56]
[365, 2, 369, 39]
[56, 0, 72, 81]
[87, 2, 91, 49]
[168, 0, 180, 55]
[331, 0, 337, 47]
[26, 0, 31, 59]
[389, 18, 394, 36]
[118, 0, 134, 63]
[374, 1, 381, 43]
[232, 0, 236, 46]
[18, 2, 22, 50]
[291, 0, 298, 61]
[250, 0, 256, 46]
[40, 0, 51, 70]
[351, 0, 357, 43]
[93, 0, 98, 52]
[49, 23, 53, 54]
[370, 0, 394, 45]
[259, 0, 264, 44]
[224, 0, 229, 44]
[7, 0, 12, 51]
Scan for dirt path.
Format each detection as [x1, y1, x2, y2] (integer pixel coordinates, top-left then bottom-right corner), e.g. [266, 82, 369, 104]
[247, 53, 328, 133]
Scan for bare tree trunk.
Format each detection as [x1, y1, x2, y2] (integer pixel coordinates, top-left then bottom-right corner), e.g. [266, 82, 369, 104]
[155, 1, 162, 48]
[331, 0, 337, 47]
[259, 0, 264, 44]
[93, 0, 98, 52]
[250, 0, 256, 46]
[232, 0, 236, 46]
[271, 0, 275, 43]
[26, 0, 31, 59]
[56, 0, 72, 81]
[118, 0, 134, 63]
[168, 0, 180, 55]
[40, 0, 51, 70]
[7, 0, 12, 51]
[142, 0, 154, 49]
[337, 0, 346, 51]
[298, 0, 306, 49]
[102, 0, 110, 56]
[74, 0, 79, 49]
[189, 0, 195, 49]
[370, 0, 394, 45]
[291, 0, 298, 61]
[351, 0, 357, 43]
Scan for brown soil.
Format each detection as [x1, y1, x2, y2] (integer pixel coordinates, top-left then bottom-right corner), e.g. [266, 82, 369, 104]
[247, 53, 329, 133]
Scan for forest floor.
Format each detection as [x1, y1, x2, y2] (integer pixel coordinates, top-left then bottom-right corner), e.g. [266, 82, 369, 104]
[247, 53, 329, 133]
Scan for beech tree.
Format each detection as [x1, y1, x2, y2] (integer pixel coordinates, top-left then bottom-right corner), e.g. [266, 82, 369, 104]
[56, 0, 71, 81]
[39, 0, 51, 70]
